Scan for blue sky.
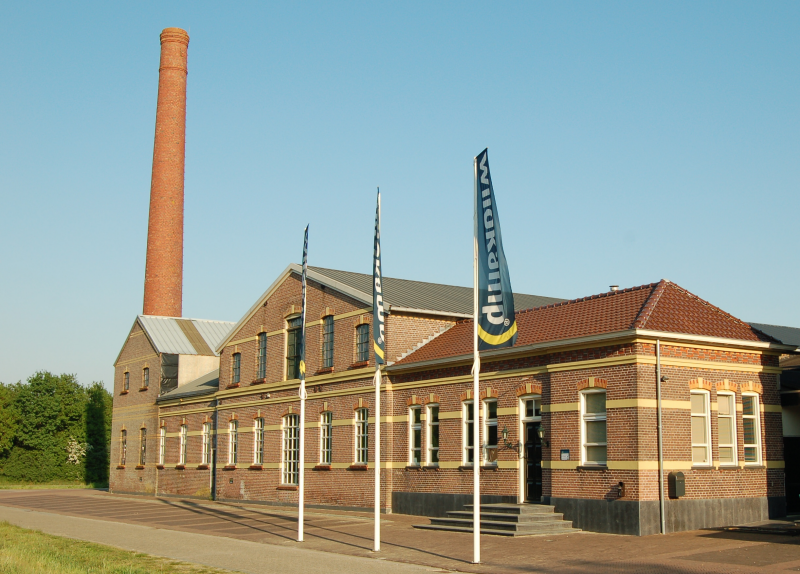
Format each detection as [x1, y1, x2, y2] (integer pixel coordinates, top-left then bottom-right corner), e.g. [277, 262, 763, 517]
[1, 1, 798, 389]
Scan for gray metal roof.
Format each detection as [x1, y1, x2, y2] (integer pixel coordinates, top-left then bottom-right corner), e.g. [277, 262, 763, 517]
[138, 316, 235, 356]
[749, 323, 800, 348]
[310, 266, 564, 316]
[157, 369, 220, 402]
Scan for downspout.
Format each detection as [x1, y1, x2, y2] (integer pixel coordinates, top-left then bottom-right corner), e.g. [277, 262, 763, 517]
[656, 340, 666, 534]
[211, 399, 218, 501]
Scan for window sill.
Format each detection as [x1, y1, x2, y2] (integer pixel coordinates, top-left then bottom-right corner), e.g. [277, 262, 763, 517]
[250, 378, 266, 385]
[577, 465, 608, 471]
[248, 465, 263, 470]
[316, 367, 334, 375]
[406, 464, 422, 470]
[277, 485, 298, 491]
[350, 361, 369, 369]
[135, 465, 145, 470]
[223, 465, 236, 471]
[481, 464, 499, 471]
[744, 464, 767, 469]
[348, 464, 368, 471]
[139, 386, 149, 392]
[120, 390, 129, 395]
[459, 465, 475, 471]
[116, 465, 125, 469]
[196, 464, 209, 470]
[175, 464, 186, 470]
[226, 383, 241, 389]
[156, 464, 165, 470]
[691, 465, 713, 470]
[313, 465, 332, 471]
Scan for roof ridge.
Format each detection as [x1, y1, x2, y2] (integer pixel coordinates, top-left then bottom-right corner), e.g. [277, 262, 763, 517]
[633, 280, 669, 329]
[647, 282, 780, 342]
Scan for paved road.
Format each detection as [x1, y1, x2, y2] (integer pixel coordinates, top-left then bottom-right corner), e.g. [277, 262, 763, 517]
[1, 489, 800, 573]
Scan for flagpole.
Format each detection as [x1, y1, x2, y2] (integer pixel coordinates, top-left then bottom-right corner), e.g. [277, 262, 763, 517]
[298, 226, 309, 543]
[472, 159, 481, 565]
[373, 191, 382, 552]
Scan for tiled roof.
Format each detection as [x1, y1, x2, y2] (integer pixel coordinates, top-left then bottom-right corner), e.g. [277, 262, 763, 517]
[749, 323, 800, 348]
[393, 280, 778, 366]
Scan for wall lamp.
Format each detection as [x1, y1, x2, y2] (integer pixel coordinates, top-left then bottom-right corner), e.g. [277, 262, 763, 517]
[501, 427, 521, 454]
[536, 425, 549, 448]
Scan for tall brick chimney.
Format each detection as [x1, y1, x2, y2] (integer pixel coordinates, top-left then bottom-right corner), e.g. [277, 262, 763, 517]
[143, 27, 189, 317]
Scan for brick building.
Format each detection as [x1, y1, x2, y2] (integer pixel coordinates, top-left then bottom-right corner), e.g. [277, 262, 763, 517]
[110, 264, 797, 535]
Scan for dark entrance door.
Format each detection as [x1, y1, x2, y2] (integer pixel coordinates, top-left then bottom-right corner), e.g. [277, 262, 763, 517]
[525, 422, 543, 502]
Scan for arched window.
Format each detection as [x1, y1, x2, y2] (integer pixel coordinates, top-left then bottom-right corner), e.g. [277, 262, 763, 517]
[690, 390, 710, 466]
[286, 316, 302, 380]
[322, 316, 335, 369]
[257, 333, 267, 379]
[254, 418, 265, 465]
[228, 420, 239, 465]
[355, 408, 369, 464]
[202, 423, 211, 465]
[717, 393, 737, 466]
[427, 404, 440, 465]
[119, 430, 127, 466]
[355, 324, 369, 363]
[282, 414, 300, 484]
[409, 406, 422, 466]
[232, 353, 242, 385]
[742, 394, 762, 464]
[139, 428, 147, 466]
[142, 367, 149, 389]
[483, 399, 498, 464]
[320, 412, 332, 465]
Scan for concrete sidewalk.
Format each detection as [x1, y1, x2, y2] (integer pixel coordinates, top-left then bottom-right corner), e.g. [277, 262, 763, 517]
[2, 489, 800, 573]
[0, 505, 426, 574]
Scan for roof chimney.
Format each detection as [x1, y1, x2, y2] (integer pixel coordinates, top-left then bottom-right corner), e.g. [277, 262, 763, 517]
[610, 285, 619, 292]
[143, 28, 189, 317]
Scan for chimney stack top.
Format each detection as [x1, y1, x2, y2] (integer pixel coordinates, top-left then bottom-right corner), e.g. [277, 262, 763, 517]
[610, 285, 619, 292]
[160, 27, 189, 46]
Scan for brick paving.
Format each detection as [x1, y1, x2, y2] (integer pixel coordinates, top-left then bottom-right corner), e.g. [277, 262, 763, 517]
[1, 489, 800, 573]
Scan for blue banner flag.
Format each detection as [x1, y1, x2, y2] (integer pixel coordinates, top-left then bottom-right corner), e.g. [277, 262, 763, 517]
[299, 225, 309, 380]
[373, 189, 386, 366]
[474, 149, 517, 350]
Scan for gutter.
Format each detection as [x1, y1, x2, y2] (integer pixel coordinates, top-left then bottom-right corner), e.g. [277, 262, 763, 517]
[387, 328, 797, 373]
[656, 340, 666, 535]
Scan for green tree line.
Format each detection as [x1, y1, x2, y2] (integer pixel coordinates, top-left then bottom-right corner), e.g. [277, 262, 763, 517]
[0, 371, 112, 484]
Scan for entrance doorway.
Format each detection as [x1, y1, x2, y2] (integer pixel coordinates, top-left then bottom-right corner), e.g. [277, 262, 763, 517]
[525, 422, 543, 502]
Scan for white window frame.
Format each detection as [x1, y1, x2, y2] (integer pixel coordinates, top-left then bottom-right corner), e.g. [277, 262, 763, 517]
[483, 399, 498, 465]
[232, 353, 241, 385]
[179, 424, 187, 465]
[254, 418, 264, 465]
[409, 406, 422, 466]
[716, 392, 737, 467]
[282, 414, 300, 484]
[742, 393, 762, 465]
[355, 408, 369, 465]
[159, 427, 166, 466]
[257, 333, 267, 379]
[139, 428, 147, 466]
[427, 404, 440, 466]
[462, 400, 475, 466]
[691, 390, 711, 467]
[202, 423, 211, 465]
[228, 420, 238, 465]
[580, 389, 607, 466]
[320, 412, 332, 465]
[120, 430, 127, 466]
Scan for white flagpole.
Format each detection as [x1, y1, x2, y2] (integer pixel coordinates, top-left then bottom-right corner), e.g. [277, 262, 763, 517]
[373, 193, 382, 552]
[298, 376, 306, 542]
[472, 159, 481, 565]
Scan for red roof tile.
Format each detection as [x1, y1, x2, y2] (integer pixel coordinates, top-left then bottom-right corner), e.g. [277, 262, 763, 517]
[393, 280, 775, 366]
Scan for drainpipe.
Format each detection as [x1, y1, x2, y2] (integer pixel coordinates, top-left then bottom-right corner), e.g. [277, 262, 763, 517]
[657, 340, 666, 534]
[211, 399, 218, 501]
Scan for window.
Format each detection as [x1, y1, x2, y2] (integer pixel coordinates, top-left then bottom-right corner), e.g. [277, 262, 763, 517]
[717, 393, 737, 466]
[483, 400, 498, 464]
[523, 398, 541, 419]
[282, 414, 300, 484]
[257, 333, 267, 379]
[159, 427, 165, 465]
[581, 390, 607, 465]
[202, 423, 211, 465]
[320, 412, 332, 465]
[120, 430, 127, 466]
[322, 316, 334, 369]
[743, 394, 762, 464]
[286, 316, 302, 380]
[409, 407, 422, 465]
[356, 324, 369, 363]
[123, 371, 129, 392]
[228, 420, 238, 465]
[254, 418, 264, 465]
[427, 405, 440, 465]
[179, 424, 187, 465]
[691, 391, 711, 466]
[142, 367, 149, 389]
[232, 353, 241, 385]
[463, 401, 475, 465]
[355, 408, 369, 464]
[139, 428, 147, 466]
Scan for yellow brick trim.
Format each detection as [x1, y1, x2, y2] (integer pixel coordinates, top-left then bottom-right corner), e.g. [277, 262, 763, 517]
[542, 403, 579, 413]
[763, 404, 782, 413]
[542, 460, 580, 469]
[767, 461, 786, 469]
[306, 307, 373, 327]
[496, 460, 518, 469]
[115, 353, 159, 367]
[608, 461, 659, 470]
[438, 411, 462, 420]
[497, 407, 518, 416]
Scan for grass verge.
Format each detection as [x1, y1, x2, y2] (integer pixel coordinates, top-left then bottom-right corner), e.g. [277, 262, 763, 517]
[0, 521, 235, 573]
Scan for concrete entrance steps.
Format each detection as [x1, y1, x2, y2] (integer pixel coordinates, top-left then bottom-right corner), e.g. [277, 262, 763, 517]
[413, 503, 580, 537]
